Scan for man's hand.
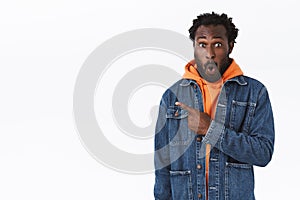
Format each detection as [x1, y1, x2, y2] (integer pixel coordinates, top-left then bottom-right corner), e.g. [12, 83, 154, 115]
[175, 102, 211, 135]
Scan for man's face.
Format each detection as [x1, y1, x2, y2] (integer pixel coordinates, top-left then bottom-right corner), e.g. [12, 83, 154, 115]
[194, 25, 233, 82]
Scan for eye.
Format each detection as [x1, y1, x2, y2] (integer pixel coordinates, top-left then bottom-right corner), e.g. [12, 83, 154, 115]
[198, 43, 206, 48]
[214, 42, 222, 47]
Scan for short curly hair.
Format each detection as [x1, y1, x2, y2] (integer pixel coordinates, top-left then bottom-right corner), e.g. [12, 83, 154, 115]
[189, 12, 239, 44]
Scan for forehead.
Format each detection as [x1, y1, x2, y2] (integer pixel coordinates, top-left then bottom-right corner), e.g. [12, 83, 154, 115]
[195, 25, 227, 40]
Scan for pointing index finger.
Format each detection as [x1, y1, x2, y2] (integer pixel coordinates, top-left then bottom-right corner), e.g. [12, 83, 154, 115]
[175, 102, 193, 112]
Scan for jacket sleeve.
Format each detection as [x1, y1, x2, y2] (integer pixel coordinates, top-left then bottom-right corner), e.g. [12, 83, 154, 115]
[202, 86, 275, 167]
[154, 98, 172, 199]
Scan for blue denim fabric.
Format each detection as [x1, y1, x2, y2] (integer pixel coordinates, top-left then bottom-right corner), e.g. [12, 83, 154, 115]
[154, 75, 275, 200]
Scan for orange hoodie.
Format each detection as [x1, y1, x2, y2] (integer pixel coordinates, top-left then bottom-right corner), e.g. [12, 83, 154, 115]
[182, 59, 243, 200]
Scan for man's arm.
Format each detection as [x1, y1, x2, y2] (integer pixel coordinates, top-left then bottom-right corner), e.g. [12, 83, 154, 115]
[177, 87, 275, 167]
[154, 99, 172, 199]
[207, 87, 275, 166]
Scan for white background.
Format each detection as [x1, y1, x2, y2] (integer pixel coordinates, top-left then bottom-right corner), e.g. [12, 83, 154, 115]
[1, 0, 299, 199]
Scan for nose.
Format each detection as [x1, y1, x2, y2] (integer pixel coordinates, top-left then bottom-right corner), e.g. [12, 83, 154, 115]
[206, 46, 215, 59]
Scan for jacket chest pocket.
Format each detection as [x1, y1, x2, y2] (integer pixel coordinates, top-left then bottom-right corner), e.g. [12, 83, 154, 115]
[166, 106, 192, 146]
[229, 100, 256, 133]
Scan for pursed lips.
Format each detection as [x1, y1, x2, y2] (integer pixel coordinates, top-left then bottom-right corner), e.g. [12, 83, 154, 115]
[204, 61, 218, 73]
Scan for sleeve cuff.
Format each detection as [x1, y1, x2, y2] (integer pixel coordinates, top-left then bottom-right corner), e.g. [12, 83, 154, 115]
[202, 120, 225, 147]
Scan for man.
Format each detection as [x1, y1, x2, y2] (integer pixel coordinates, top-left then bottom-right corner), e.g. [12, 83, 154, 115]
[154, 12, 275, 200]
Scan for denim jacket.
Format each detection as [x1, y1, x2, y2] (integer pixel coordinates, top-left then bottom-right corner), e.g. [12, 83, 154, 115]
[154, 75, 275, 200]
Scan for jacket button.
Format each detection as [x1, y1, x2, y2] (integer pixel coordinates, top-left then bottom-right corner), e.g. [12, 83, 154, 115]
[194, 85, 197, 89]
[198, 193, 202, 198]
[196, 137, 202, 142]
[197, 164, 202, 169]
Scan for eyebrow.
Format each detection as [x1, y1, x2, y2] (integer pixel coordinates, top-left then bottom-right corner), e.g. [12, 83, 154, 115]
[196, 36, 224, 40]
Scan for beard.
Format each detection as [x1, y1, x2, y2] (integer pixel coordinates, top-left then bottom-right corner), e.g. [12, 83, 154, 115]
[195, 58, 232, 83]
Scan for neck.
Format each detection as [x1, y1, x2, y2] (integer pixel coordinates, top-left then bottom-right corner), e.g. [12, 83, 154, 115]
[220, 58, 233, 76]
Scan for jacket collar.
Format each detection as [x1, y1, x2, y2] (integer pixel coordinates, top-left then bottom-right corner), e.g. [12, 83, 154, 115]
[180, 75, 247, 87]
[226, 76, 247, 85]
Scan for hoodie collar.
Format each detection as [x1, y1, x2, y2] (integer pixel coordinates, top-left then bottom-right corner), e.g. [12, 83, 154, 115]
[181, 59, 246, 86]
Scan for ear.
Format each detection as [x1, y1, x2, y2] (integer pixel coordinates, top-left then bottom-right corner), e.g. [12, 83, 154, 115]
[228, 42, 234, 54]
